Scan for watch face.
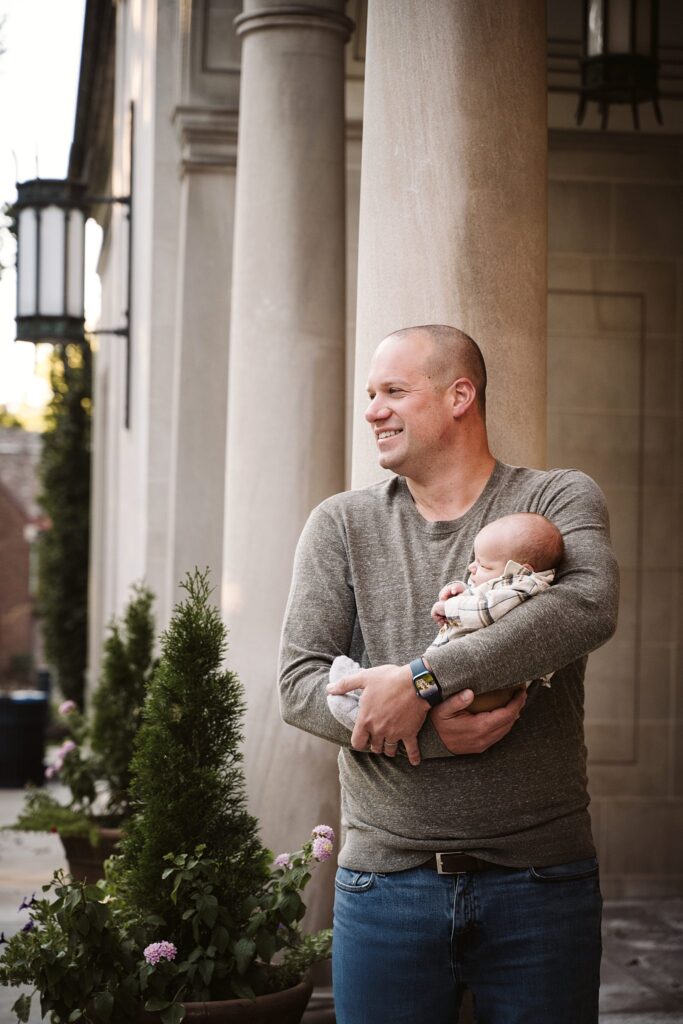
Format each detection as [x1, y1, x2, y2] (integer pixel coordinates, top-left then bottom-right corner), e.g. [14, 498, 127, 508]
[414, 674, 435, 693]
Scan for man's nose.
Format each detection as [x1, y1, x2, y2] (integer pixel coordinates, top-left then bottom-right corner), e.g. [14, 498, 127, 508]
[365, 397, 390, 423]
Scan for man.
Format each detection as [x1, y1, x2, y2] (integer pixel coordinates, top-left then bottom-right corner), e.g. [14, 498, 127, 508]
[278, 325, 619, 1023]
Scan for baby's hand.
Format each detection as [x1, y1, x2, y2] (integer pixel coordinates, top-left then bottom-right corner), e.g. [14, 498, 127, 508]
[431, 600, 448, 624]
[438, 580, 466, 602]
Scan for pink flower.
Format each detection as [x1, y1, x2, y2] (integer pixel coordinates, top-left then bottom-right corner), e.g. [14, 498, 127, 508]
[312, 836, 334, 862]
[143, 941, 178, 965]
[58, 700, 77, 715]
[312, 824, 335, 844]
[45, 765, 57, 780]
[59, 740, 77, 756]
[274, 853, 293, 869]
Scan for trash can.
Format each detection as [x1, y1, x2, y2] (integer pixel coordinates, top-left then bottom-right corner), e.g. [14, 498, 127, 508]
[0, 690, 48, 787]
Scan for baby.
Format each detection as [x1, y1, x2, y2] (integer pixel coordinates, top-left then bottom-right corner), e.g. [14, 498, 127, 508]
[327, 512, 564, 729]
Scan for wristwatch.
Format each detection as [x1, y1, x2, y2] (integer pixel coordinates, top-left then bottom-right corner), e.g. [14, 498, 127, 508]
[409, 658, 443, 706]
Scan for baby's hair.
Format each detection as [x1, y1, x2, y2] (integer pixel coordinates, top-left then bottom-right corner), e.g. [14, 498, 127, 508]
[502, 513, 564, 571]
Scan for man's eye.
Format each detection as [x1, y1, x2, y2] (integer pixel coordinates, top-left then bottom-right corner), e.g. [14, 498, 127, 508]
[389, 388, 402, 395]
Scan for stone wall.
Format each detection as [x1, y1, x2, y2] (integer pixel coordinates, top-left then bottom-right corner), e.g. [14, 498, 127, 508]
[548, 130, 683, 897]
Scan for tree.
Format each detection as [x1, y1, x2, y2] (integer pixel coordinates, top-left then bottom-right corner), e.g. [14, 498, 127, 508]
[37, 342, 91, 706]
[91, 583, 157, 818]
[119, 570, 270, 931]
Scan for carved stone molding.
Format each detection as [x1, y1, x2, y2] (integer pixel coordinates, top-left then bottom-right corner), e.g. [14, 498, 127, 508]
[235, 4, 354, 40]
[173, 106, 239, 172]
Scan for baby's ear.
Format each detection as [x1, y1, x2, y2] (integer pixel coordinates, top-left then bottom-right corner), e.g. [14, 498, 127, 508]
[521, 562, 534, 572]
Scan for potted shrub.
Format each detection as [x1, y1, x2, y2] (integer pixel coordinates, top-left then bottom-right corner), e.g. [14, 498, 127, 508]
[9, 584, 156, 879]
[0, 571, 332, 1023]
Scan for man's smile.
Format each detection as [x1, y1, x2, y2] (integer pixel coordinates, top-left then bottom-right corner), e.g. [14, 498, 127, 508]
[376, 428, 403, 442]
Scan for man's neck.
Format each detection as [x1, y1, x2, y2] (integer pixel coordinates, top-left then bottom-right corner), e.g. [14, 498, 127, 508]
[406, 448, 497, 523]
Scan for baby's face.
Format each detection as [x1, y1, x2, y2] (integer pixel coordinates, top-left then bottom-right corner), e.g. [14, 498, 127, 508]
[467, 526, 509, 585]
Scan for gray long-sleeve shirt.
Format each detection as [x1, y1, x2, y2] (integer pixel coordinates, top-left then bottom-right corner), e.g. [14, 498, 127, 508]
[278, 462, 619, 871]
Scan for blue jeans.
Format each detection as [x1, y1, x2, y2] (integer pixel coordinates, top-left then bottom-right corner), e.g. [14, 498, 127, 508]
[332, 858, 602, 1024]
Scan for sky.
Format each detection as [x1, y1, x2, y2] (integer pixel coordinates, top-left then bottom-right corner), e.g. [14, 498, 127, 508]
[0, 0, 100, 421]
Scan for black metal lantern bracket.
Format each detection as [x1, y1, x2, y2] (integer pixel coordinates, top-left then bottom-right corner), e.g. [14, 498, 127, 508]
[84, 192, 131, 340]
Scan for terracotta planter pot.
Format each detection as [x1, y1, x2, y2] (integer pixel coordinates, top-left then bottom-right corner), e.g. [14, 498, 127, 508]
[60, 827, 122, 882]
[137, 980, 313, 1023]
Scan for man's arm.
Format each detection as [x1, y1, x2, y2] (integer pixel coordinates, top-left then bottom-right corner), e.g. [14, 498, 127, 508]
[426, 471, 619, 698]
[278, 504, 360, 748]
[279, 502, 520, 761]
[328, 471, 618, 754]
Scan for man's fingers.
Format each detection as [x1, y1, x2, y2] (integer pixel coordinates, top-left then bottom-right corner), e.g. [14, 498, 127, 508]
[350, 722, 370, 751]
[501, 689, 527, 718]
[383, 740, 399, 758]
[438, 688, 475, 715]
[402, 736, 421, 767]
[327, 672, 364, 696]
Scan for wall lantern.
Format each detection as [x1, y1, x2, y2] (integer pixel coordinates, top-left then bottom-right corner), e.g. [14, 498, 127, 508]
[576, 0, 662, 129]
[15, 179, 91, 345]
[14, 153, 134, 425]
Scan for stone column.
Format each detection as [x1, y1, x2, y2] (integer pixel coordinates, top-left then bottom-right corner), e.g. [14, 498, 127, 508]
[166, 109, 238, 608]
[352, 0, 548, 487]
[222, 0, 352, 932]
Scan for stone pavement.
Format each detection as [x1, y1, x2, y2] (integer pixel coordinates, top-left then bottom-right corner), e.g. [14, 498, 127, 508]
[1, 787, 682, 1023]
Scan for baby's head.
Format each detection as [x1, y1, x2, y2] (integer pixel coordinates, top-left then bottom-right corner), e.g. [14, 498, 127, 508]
[468, 513, 564, 586]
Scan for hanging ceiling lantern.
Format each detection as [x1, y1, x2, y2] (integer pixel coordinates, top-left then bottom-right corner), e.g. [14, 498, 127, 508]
[14, 178, 90, 345]
[576, 0, 662, 129]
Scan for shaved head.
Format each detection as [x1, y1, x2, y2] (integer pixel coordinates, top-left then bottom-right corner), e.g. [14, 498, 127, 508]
[387, 325, 487, 414]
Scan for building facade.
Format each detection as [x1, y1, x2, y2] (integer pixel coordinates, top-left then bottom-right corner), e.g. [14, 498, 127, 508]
[69, 0, 683, 920]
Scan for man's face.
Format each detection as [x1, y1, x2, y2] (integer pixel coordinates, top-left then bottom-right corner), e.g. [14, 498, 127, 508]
[365, 333, 454, 477]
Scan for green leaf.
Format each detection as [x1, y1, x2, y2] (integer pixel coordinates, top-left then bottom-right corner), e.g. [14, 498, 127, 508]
[233, 937, 256, 975]
[12, 993, 32, 1023]
[230, 979, 256, 1001]
[161, 1004, 186, 1024]
[145, 996, 171, 1011]
[93, 991, 114, 1021]
[68, 1010, 84, 1022]
[199, 959, 214, 986]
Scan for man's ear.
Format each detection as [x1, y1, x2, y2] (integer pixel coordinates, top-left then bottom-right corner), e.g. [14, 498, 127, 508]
[451, 377, 477, 419]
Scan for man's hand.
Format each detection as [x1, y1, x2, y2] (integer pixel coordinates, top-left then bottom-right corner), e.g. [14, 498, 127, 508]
[327, 664, 428, 766]
[431, 687, 527, 754]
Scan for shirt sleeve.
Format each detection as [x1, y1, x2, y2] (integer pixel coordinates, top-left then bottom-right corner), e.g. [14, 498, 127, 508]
[278, 504, 359, 747]
[425, 471, 620, 698]
[277, 502, 456, 760]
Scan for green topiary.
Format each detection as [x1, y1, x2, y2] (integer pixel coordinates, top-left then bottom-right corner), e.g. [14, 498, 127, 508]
[119, 569, 270, 931]
[91, 583, 156, 819]
[37, 342, 91, 707]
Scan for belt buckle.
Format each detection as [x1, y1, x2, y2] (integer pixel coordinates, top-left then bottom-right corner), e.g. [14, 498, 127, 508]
[435, 851, 466, 875]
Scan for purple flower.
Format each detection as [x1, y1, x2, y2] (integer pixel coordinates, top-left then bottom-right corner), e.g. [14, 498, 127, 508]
[312, 836, 334, 862]
[18, 894, 36, 911]
[312, 824, 335, 844]
[45, 757, 63, 779]
[143, 941, 178, 965]
[274, 853, 293, 869]
[0, 932, 7, 944]
[21, 920, 34, 933]
[59, 740, 77, 756]
[58, 700, 77, 715]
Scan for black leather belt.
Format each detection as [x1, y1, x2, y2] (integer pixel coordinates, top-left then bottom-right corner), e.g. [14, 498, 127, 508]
[424, 852, 501, 874]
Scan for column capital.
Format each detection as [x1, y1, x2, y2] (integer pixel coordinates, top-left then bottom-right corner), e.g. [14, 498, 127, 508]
[173, 106, 239, 173]
[235, 5, 354, 40]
